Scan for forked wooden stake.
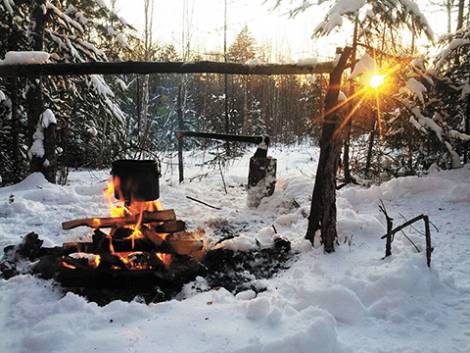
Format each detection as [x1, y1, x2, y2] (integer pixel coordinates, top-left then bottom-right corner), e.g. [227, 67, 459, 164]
[379, 203, 434, 267]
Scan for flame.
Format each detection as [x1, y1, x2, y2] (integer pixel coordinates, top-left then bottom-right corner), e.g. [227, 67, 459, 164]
[100, 177, 174, 270]
[89, 255, 101, 268]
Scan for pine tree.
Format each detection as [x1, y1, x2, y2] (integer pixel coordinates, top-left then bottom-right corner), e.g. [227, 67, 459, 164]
[0, 0, 133, 184]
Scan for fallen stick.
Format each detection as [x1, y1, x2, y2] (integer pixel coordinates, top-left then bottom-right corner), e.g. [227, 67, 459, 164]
[62, 210, 177, 230]
[186, 196, 221, 210]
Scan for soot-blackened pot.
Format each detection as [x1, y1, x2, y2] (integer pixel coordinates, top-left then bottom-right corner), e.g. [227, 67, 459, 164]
[111, 159, 160, 202]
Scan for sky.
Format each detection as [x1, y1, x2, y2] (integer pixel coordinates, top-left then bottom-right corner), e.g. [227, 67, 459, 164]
[110, 0, 449, 62]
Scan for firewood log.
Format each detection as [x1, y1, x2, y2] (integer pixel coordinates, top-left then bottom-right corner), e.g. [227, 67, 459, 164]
[62, 210, 177, 230]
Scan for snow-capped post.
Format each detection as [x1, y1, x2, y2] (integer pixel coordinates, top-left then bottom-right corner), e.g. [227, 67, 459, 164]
[305, 46, 352, 253]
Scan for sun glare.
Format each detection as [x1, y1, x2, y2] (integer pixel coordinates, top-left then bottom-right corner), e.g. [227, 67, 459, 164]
[369, 74, 386, 89]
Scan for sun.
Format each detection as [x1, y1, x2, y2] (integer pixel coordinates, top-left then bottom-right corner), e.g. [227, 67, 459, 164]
[369, 74, 386, 89]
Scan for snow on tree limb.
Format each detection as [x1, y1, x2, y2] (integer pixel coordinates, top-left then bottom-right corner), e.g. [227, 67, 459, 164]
[434, 38, 470, 70]
[310, 0, 433, 40]
[313, 0, 365, 36]
[1, 0, 14, 15]
[406, 78, 427, 104]
[46, 2, 85, 33]
[29, 109, 57, 160]
[350, 53, 375, 79]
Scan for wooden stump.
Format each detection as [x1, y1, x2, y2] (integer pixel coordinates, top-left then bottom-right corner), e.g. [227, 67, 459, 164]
[247, 157, 277, 208]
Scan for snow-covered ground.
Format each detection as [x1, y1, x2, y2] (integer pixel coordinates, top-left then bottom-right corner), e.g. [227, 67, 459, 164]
[1, 145, 469, 353]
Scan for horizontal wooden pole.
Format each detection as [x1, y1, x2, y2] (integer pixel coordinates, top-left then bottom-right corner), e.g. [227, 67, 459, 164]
[176, 130, 268, 145]
[0, 60, 335, 77]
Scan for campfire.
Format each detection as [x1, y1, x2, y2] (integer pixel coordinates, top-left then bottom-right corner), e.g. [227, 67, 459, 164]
[55, 159, 206, 283]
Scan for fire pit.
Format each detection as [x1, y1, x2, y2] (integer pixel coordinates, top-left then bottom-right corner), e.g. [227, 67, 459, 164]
[1, 159, 293, 305]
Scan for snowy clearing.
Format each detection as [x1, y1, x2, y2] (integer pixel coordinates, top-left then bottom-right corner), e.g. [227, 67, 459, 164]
[1, 146, 469, 353]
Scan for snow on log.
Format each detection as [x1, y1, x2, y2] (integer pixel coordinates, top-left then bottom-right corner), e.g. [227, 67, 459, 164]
[1, 51, 50, 65]
[0, 60, 336, 77]
[1, 0, 14, 15]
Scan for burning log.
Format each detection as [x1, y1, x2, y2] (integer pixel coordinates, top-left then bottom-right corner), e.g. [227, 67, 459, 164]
[143, 228, 205, 256]
[165, 230, 205, 258]
[61, 210, 177, 230]
[90, 228, 205, 257]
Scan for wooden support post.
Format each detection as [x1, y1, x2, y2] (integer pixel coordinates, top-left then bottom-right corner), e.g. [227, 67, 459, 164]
[379, 200, 394, 258]
[177, 86, 184, 183]
[247, 157, 277, 208]
[423, 215, 432, 267]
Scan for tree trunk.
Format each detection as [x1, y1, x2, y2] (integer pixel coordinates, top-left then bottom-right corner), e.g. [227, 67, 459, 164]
[305, 47, 352, 253]
[28, 0, 56, 183]
[365, 118, 377, 178]
[446, 0, 453, 33]
[342, 15, 359, 184]
[7, 20, 21, 181]
[465, 94, 470, 164]
[27, 0, 46, 147]
[10, 77, 20, 181]
[457, 0, 465, 30]
[343, 117, 353, 182]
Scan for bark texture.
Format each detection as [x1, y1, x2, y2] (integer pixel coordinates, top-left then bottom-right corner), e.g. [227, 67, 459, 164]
[306, 47, 352, 253]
